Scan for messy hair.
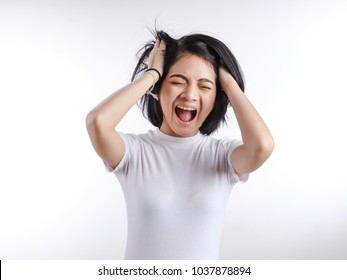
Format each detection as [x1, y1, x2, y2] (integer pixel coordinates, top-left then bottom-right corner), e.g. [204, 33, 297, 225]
[131, 30, 245, 135]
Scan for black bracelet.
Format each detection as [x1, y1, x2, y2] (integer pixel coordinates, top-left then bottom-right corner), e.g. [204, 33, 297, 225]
[146, 68, 161, 80]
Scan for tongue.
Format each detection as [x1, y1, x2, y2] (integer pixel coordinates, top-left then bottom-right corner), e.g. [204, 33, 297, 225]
[176, 108, 192, 122]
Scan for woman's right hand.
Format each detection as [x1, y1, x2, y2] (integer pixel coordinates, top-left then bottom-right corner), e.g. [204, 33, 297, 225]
[147, 39, 166, 79]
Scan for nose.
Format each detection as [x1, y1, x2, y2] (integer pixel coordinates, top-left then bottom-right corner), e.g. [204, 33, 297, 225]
[179, 84, 199, 101]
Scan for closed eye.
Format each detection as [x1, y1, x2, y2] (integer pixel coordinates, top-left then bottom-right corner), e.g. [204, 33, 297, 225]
[169, 74, 188, 86]
[199, 85, 212, 90]
[171, 81, 185, 86]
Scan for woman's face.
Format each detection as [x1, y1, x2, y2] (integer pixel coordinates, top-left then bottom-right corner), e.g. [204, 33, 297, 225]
[159, 54, 217, 137]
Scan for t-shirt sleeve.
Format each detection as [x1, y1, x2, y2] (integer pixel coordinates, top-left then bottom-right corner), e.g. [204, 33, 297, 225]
[103, 132, 135, 174]
[222, 138, 249, 184]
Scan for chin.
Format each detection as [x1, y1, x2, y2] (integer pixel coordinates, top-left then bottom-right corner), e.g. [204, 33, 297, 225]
[161, 112, 203, 137]
[172, 123, 201, 137]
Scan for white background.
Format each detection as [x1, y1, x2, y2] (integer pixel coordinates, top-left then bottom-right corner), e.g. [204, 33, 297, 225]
[0, 0, 346, 259]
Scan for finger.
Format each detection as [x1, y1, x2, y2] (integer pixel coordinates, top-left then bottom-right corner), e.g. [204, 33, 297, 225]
[153, 39, 160, 50]
[158, 39, 166, 50]
[148, 40, 159, 61]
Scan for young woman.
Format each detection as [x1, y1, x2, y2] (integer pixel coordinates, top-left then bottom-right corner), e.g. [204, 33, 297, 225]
[86, 30, 274, 259]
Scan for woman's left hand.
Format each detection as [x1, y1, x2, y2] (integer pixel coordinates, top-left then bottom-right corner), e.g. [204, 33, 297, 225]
[219, 66, 240, 96]
[219, 65, 274, 178]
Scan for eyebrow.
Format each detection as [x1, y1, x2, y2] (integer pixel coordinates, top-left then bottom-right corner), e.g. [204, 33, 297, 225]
[169, 74, 215, 85]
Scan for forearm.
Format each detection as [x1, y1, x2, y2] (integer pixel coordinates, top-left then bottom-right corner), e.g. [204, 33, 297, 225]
[223, 77, 274, 157]
[87, 72, 156, 131]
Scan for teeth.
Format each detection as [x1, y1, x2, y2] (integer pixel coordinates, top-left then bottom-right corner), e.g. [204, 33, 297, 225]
[177, 106, 196, 111]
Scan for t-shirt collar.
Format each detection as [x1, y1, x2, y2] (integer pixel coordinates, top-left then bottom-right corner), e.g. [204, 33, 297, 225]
[155, 128, 204, 144]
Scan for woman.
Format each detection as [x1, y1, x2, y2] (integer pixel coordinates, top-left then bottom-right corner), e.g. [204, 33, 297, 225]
[86, 30, 274, 259]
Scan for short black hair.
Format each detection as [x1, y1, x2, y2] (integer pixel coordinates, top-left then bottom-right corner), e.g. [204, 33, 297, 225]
[131, 30, 245, 135]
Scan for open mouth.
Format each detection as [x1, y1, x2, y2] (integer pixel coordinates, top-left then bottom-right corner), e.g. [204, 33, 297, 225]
[175, 105, 197, 123]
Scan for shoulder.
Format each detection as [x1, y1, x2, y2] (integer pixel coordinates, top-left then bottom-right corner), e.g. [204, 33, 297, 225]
[119, 129, 155, 144]
[111, 130, 157, 172]
[197, 135, 243, 166]
[202, 135, 242, 151]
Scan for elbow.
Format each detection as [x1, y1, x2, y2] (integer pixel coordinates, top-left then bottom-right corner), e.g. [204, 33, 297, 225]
[86, 109, 117, 136]
[86, 110, 96, 131]
[86, 110, 103, 134]
[256, 136, 275, 162]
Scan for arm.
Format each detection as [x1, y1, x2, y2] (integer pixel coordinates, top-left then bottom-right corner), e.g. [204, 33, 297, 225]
[219, 67, 274, 177]
[86, 39, 166, 170]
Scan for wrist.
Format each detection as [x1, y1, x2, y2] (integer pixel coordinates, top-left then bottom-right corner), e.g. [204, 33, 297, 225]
[144, 72, 159, 91]
[146, 68, 161, 81]
[221, 78, 243, 103]
[143, 72, 159, 101]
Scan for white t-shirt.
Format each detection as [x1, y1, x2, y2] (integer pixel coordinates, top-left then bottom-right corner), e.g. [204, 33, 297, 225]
[107, 129, 248, 259]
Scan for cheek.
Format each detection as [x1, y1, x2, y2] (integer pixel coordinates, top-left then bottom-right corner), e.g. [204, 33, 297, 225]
[159, 90, 173, 113]
[159, 85, 178, 108]
[203, 93, 217, 112]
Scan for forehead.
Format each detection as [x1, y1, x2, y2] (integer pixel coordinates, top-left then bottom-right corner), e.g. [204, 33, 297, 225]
[168, 54, 216, 79]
